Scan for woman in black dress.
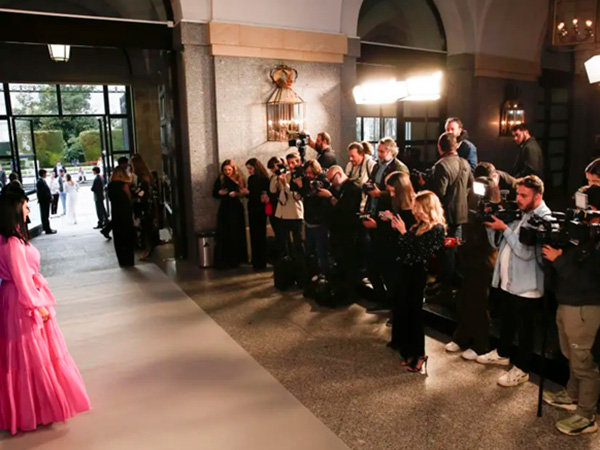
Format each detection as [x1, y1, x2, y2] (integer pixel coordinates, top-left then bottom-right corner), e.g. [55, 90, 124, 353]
[130, 154, 158, 261]
[107, 167, 134, 267]
[382, 171, 417, 352]
[212, 160, 248, 269]
[390, 190, 446, 373]
[245, 158, 270, 270]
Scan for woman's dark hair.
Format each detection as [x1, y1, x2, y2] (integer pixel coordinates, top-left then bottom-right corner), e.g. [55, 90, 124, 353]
[245, 158, 269, 179]
[385, 171, 415, 210]
[66, 173, 72, 182]
[585, 158, 600, 177]
[0, 192, 29, 243]
[267, 156, 283, 169]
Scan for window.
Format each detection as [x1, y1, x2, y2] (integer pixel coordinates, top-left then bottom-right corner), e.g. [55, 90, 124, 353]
[61, 85, 105, 115]
[108, 85, 127, 115]
[9, 84, 58, 115]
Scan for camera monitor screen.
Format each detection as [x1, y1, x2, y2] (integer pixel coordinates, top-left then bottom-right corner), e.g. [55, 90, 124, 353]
[575, 191, 589, 209]
[473, 181, 487, 197]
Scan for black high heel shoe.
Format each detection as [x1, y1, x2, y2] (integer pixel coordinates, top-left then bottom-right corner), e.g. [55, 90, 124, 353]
[406, 355, 428, 375]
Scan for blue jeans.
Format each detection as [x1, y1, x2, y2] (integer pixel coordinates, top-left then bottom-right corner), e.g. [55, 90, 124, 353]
[59, 192, 67, 215]
[305, 224, 330, 274]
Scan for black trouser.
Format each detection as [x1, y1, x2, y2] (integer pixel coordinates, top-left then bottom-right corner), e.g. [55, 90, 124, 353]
[497, 289, 541, 373]
[453, 267, 492, 354]
[277, 218, 307, 286]
[366, 229, 396, 306]
[95, 199, 108, 227]
[394, 264, 428, 360]
[249, 207, 267, 269]
[439, 224, 463, 287]
[330, 229, 359, 301]
[113, 223, 135, 267]
[51, 194, 59, 215]
[39, 200, 51, 232]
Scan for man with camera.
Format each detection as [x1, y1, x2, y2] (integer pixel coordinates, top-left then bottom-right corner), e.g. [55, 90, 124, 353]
[362, 138, 409, 308]
[541, 185, 600, 436]
[474, 162, 517, 198]
[317, 165, 363, 303]
[477, 175, 551, 387]
[294, 159, 332, 275]
[308, 131, 337, 169]
[269, 152, 305, 265]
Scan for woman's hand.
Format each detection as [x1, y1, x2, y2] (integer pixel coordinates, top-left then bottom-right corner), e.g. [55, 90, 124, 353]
[240, 188, 249, 196]
[38, 307, 50, 322]
[260, 193, 270, 203]
[391, 214, 407, 234]
[228, 191, 237, 197]
[380, 210, 393, 222]
[367, 184, 380, 198]
[218, 189, 228, 196]
[362, 217, 377, 229]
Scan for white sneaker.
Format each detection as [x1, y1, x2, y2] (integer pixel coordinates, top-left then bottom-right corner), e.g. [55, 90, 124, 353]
[497, 366, 529, 387]
[476, 349, 510, 366]
[445, 341, 461, 352]
[461, 349, 478, 361]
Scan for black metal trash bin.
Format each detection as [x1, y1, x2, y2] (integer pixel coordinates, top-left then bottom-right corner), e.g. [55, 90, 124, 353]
[196, 231, 217, 268]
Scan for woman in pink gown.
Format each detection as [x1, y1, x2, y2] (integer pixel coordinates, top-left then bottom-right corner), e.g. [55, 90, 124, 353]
[0, 192, 91, 435]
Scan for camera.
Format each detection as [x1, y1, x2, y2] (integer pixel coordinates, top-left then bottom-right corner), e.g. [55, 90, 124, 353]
[410, 168, 434, 186]
[274, 163, 288, 176]
[472, 180, 522, 223]
[362, 181, 377, 193]
[519, 213, 571, 248]
[289, 132, 309, 162]
[309, 178, 332, 196]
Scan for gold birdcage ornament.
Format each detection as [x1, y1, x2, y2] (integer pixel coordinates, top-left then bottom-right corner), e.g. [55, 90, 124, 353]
[266, 65, 306, 141]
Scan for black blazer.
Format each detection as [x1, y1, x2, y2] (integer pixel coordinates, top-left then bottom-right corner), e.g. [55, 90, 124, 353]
[36, 178, 52, 204]
[91, 174, 105, 201]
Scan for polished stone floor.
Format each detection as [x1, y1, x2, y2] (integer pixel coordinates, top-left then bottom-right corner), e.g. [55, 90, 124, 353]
[5, 219, 600, 449]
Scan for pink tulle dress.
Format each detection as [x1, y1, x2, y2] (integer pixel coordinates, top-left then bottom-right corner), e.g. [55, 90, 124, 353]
[0, 236, 91, 435]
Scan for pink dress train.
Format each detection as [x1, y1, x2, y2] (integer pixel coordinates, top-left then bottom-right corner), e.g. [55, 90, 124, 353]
[0, 236, 91, 435]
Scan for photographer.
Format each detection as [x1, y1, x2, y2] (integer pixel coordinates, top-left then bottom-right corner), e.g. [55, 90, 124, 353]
[585, 158, 600, 187]
[346, 142, 376, 213]
[541, 185, 600, 436]
[322, 166, 363, 302]
[424, 132, 471, 301]
[474, 162, 517, 198]
[445, 117, 478, 171]
[269, 152, 304, 264]
[445, 176, 500, 360]
[477, 175, 551, 388]
[295, 159, 331, 275]
[308, 131, 337, 169]
[362, 138, 409, 308]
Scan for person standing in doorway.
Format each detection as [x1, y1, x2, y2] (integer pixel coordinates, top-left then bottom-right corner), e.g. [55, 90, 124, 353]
[35, 169, 56, 235]
[58, 169, 67, 216]
[107, 167, 135, 267]
[49, 172, 60, 216]
[0, 164, 6, 187]
[91, 166, 107, 229]
[65, 174, 79, 225]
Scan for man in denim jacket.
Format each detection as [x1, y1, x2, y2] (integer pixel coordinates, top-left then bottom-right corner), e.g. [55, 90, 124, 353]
[476, 175, 551, 388]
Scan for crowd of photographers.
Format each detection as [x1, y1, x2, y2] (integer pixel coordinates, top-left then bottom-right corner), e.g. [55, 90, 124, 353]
[211, 120, 600, 436]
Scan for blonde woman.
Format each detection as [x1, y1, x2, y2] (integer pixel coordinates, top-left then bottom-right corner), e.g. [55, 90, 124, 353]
[390, 190, 446, 373]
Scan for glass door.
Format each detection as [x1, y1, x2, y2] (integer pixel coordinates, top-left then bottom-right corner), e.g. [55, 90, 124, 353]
[12, 118, 38, 192]
[98, 117, 111, 214]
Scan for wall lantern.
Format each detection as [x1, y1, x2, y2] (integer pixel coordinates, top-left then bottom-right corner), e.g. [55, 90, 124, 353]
[553, 0, 596, 46]
[266, 65, 305, 141]
[48, 44, 71, 62]
[500, 100, 525, 136]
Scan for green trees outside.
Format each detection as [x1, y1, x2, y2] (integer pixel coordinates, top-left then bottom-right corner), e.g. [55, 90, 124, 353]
[13, 85, 102, 165]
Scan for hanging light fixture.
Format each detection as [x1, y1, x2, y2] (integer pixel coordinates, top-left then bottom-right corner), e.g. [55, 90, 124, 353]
[266, 65, 305, 141]
[553, 0, 596, 46]
[48, 44, 71, 62]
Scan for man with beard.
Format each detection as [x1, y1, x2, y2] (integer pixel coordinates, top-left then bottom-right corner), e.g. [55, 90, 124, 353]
[511, 124, 544, 179]
[445, 117, 478, 171]
[308, 131, 337, 169]
[477, 175, 551, 388]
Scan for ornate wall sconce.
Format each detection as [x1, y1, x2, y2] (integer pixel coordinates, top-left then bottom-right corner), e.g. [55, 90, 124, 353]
[500, 101, 525, 136]
[266, 65, 305, 141]
[553, 0, 596, 46]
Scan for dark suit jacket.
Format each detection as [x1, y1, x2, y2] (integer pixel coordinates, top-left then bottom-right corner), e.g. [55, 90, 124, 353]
[36, 178, 52, 204]
[317, 148, 337, 169]
[429, 154, 472, 226]
[92, 174, 105, 202]
[513, 137, 544, 179]
[366, 158, 409, 213]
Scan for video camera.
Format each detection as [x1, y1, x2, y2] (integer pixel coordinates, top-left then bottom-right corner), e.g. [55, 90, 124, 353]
[289, 131, 310, 162]
[410, 168, 434, 187]
[472, 180, 522, 223]
[309, 178, 332, 196]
